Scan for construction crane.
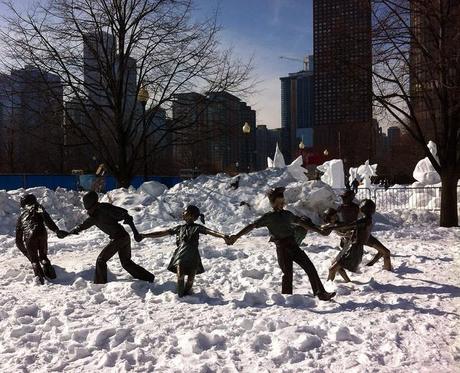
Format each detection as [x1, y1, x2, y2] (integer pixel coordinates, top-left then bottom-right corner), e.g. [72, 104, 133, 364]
[279, 56, 311, 71]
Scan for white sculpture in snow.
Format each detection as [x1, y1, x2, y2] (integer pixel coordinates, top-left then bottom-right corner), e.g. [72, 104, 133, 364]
[287, 155, 308, 181]
[266, 145, 308, 181]
[316, 159, 346, 189]
[412, 141, 441, 185]
[267, 143, 286, 169]
[267, 157, 273, 168]
[357, 160, 377, 189]
[348, 167, 359, 186]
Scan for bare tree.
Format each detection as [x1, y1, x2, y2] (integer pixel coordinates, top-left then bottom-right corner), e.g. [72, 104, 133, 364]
[0, 0, 253, 187]
[370, 0, 459, 227]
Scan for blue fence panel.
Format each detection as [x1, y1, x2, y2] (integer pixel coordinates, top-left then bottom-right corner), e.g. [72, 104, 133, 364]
[0, 174, 184, 191]
[103, 176, 118, 191]
[0, 175, 24, 190]
[25, 175, 78, 190]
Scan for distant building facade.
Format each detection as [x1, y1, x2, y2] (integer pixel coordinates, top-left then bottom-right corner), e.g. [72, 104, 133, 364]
[172, 91, 256, 174]
[313, 0, 373, 167]
[280, 55, 314, 162]
[0, 66, 64, 173]
[255, 125, 282, 169]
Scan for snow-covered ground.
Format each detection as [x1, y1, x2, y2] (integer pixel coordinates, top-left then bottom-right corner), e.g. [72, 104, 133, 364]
[0, 171, 459, 372]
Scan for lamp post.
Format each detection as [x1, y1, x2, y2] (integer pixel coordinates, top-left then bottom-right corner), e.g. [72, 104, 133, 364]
[242, 122, 251, 172]
[298, 138, 305, 166]
[137, 87, 149, 181]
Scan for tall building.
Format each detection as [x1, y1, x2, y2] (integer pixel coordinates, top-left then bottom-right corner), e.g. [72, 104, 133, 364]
[172, 91, 256, 174]
[280, 55, 314, 162]
[256, 125, 282, 169]
[313, 0, 373, 166]
[172, 92, 212, 172]
[410, 1, 460, 146]
[0, 66, 64, 173]
[83, 32, 116, 108]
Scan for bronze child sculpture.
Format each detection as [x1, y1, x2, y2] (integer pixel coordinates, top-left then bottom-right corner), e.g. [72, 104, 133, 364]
[15, 194, 68, 284]
[327, 199, 377, 282]
[338, 190, 392, 271]
[139, 205, 228, 297]
[227, 187, 336, 301]
[64, 191, 155, 284]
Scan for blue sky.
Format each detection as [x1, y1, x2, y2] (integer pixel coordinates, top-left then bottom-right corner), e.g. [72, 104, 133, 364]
[0, 0, 313, 128]
[197, 0, 313, 127]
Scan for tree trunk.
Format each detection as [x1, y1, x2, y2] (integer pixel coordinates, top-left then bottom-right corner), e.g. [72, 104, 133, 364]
[440, 170, 459, 227]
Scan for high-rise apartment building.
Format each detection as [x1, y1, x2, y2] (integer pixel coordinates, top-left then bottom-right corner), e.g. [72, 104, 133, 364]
[280, 55, 314, 162]
[83, 32, 116, 108]
[0, 66, 63, 173]
[172, 91, 256, 174]
[410, 1, 460, 143]
[313, 0, 372, 165]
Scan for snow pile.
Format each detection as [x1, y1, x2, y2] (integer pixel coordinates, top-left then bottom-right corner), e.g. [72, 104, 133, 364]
[0, 187, 85, 236]
[137, 181, 168, 198]
[0, 168, 338, 242]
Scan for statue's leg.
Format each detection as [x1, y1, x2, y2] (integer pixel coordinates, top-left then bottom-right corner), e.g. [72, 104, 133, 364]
[177, 266, 185, 297]
[366, 235, 393, 271]
[184, 272, 196, 295]
[338, 268, 351, 283]
[328, 262, 339, 282]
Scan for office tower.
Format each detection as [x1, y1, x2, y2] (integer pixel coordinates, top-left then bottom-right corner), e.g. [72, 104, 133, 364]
[172, 91, 256, 174]
[0, 66, 63, 173]
[280, 55, 314, 162]
[256, 125, 282, 170]
[313, 0, 372, 165]
[410, 1, 460, 142]
[83, 32, 116, 108]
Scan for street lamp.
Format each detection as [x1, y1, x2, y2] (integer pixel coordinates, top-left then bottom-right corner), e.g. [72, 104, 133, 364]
[298, 139, 305, 150]
[242, 122, 251, 172]
[298, 138, 306, 167]
[137, 87, 149, 181]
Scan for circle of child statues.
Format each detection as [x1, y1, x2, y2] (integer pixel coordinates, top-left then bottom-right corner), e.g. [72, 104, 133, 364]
[16, 187, 392, 301]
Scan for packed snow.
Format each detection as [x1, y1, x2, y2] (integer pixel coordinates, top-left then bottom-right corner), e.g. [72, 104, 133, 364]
[413, 141, 441, 186]
[317, 159, 346, 189]
[0, 168, 459, 372]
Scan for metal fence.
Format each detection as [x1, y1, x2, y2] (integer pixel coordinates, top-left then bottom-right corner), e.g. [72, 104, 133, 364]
[374, 187, 443, 211]
[333, 187, 372, 201]
[334, 186, 459, 211]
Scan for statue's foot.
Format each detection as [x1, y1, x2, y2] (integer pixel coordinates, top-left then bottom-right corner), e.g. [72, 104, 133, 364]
[42, 261, 57, 279]
[317, 291, 336, 301]
[383, 256, 393, 271]
[339, 269, 351, 283]
[366, 253, 383, 267]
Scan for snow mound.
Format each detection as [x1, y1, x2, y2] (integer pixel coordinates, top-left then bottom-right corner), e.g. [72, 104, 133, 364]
[137, 181, 168, 198]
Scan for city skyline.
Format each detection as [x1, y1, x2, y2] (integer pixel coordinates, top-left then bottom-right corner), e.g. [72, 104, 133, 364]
[0, 0, 313, 129]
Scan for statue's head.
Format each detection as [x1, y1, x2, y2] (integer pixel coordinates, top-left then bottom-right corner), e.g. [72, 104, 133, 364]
[341, 189, 355, 204]
[359, 199, 376, 216]
[20, 194, 38, 208]
[323, 207, 338, 224]
[267, 187, 286, 210]
[83, 191, 98, 211]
